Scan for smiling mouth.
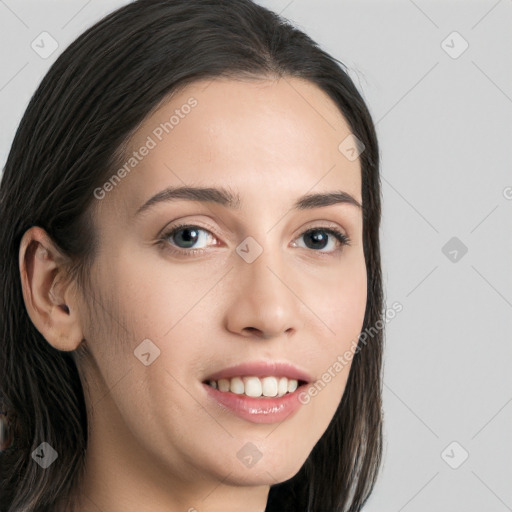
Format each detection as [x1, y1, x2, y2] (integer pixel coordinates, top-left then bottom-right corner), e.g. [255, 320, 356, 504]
[202, 375, 308, 398]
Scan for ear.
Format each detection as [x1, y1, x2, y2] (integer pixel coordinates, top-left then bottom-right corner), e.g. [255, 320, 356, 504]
[19, 226, 84, 352]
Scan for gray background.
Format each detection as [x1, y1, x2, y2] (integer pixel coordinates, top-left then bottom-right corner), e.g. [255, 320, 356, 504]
[1, 1, 511, 510]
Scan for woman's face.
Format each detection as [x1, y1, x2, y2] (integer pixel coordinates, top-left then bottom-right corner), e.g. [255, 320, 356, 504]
[77, 77, 367, 504]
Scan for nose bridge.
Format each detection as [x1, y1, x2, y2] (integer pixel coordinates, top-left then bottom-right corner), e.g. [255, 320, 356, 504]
[240, 239, 284, 296]
[227, 233, 301, 337]
[241, 223, 296, 288]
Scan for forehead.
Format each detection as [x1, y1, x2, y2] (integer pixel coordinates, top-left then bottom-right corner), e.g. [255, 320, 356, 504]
[99, 76, 362, 217]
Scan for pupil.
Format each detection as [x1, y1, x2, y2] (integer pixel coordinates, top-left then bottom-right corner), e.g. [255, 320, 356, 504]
[175, 227, 199, 248]
[305, 230, 328, 250]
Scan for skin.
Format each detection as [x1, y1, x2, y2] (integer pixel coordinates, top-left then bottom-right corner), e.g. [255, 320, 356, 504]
[19, 76, 367, 512]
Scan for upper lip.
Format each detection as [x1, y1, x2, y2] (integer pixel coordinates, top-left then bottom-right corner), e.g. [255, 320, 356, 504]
[203, 361, 313, 383]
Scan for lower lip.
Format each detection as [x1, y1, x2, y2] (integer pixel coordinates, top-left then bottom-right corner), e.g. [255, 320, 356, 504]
[202, 382, 307, 424]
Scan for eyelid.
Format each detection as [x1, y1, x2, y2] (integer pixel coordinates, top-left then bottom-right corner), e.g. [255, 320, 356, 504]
[157, 218, 224, 242]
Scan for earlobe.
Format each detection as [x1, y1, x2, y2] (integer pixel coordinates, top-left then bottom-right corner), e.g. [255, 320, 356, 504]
[18, 227, 84, 352]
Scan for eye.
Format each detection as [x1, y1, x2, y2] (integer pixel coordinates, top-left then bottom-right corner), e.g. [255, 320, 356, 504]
[291, 227, 351, 254]
[159, 223, 217, 255]
[158, 223, 351, 257]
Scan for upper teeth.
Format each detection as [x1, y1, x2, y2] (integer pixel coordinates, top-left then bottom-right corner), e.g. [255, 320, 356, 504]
[208, 376, 299, 397]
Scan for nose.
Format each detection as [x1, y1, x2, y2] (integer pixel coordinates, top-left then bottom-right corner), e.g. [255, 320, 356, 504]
[223, 243, 304, 340]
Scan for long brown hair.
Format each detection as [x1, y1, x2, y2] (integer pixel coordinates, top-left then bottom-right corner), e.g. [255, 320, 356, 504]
[0, 1, 383, 510]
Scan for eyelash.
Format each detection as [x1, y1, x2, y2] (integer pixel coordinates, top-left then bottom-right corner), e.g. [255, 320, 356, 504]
[157, 222, 351, 258]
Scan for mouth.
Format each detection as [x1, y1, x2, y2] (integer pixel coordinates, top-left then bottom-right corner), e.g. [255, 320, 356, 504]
[201, 360, 313, 400]
[201, 368, 312, 424]
[202, 376, 309, 398]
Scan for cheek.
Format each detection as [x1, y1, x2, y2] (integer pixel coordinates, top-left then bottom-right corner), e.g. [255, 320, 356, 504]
[85, 249, 214, 383]
[300, 254, 367, 404]
[312, 254, 367, 336]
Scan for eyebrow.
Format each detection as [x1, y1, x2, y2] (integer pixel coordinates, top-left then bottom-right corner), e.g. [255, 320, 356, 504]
[135, 185, 362, 216]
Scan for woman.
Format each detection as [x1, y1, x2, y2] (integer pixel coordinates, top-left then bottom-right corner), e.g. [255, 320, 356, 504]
[0, 0, 384, 510]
